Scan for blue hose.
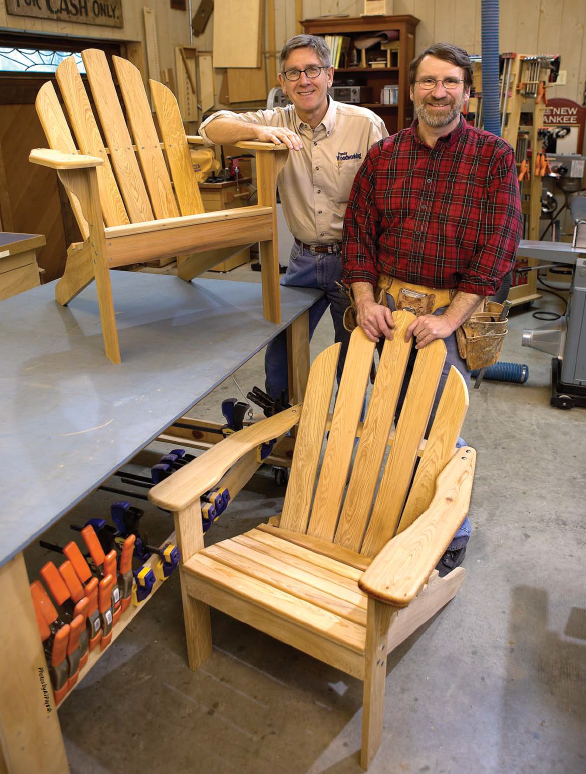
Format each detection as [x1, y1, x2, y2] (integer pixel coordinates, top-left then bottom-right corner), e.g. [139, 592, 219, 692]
[471, 362, 529, 383]
[481, 0, 500, 136]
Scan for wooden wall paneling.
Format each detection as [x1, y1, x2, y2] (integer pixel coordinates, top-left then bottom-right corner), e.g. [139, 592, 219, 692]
[413, 0, 435, 53]
[0, 105, 67, 281]
[433, 0, 456, 47]
[320, 0, 340, 16]
[500, 0, 518, 54]
[227, 65, 268, 103]
[455, 0, 477, 54]
[515, 0, 541, 60]
[548, 0, 580, 101]
[213, 0, 263, 68]
[122, 42, 147, 87]
[393, 0, 415, 13]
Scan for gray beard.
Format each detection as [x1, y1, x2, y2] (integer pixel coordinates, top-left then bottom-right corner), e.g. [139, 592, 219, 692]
[415, 100, 461, 128]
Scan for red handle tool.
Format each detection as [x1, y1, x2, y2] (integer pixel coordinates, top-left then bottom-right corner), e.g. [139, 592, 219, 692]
[84, 576, 102, 651]
[51, 624, 71, 705]
[72, 596, 90, 668]
[98, 573, 114, 651]
[118, 535, 136, 612]
[103, 550, 122, 625]
[66, 614, 86, 691]
[58, 559, 85, 604]
[63, 541, 92, 584]
[81, 525, 106, 574]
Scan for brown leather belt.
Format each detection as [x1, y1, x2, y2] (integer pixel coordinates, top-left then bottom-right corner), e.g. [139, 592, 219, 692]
[294, 238, 341, 254]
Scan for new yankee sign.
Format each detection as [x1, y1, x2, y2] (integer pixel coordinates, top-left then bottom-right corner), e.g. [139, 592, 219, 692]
[7, 0, 123, 28]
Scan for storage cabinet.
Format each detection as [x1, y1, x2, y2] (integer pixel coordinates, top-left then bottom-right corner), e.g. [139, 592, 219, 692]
[301, 15, 420, 136]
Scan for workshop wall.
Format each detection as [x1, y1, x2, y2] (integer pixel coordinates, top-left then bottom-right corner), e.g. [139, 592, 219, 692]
[0, 0, 191, 78]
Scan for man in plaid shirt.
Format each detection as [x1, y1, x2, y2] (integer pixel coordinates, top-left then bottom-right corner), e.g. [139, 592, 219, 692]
[342, 43, 522, 574]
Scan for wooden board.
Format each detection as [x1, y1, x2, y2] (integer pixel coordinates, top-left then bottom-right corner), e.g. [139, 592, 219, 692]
[175, 46, 198, 122]
[212, 0, 263, 69]
[143, 7, 162, 84]
[226, 63, 267, 103]
[198, 53, 215, 113]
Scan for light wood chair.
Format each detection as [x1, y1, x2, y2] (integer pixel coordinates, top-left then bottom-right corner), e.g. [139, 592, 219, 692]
[29, 49, 287, 363]
[149, 313, 476, 769]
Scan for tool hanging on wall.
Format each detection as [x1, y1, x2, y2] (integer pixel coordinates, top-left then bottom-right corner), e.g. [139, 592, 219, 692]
[176, 45, 199, 122]
[192, 0, 214, 36]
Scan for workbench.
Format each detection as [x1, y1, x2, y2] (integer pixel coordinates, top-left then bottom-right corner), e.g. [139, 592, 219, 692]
[0, 271, 320, 774]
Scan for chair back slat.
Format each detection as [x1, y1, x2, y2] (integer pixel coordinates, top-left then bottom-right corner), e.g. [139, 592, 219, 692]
[334, 312, 413, 553]
[113, 57, 180, 220]
[150, 80, 205, 216]
[306, 327, 375, 543]
[34, 81, 89, 239]
[360, 338, 446, 557]
[280, 343, 340, 534]
[81, 49, 154, 223]
[396, 367, 468, 534]
[55, 56, 129, 228]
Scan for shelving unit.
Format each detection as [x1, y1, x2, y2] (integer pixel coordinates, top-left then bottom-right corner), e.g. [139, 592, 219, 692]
[301, 15, 420, 135]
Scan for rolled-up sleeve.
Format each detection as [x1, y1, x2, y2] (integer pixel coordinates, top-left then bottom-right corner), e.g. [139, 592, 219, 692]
[341, 143, 382, 287]
[199, 108, 285, 146]
[458, 147, 523, 296]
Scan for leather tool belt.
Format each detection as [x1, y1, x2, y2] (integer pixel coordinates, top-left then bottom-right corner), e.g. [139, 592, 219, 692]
[341, 275, 455, 332]
[294, 238, 341, 254]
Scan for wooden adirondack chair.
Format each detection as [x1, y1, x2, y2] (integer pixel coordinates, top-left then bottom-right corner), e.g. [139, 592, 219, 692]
[149, 313, 476, 769]
[29, 49, 287, 364]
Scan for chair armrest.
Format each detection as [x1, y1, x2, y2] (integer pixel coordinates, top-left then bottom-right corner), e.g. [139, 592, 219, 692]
[186, 135, 286, 152]
[359, 448, 476, 607]
[29, 149, 104, 170]
[149, 405, 302, 511]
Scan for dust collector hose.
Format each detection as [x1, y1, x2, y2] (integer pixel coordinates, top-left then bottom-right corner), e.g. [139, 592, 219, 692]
[471, 362, 529, 383]
[481, 0, 501, 136]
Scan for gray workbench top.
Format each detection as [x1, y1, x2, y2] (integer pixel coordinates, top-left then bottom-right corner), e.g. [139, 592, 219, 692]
[0, 272, 321, 568]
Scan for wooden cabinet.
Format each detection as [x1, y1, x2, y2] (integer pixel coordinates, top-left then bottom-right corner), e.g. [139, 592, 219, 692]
[301, 15, 419, 136]
[199, 178, 254, 271]
[0, 233, 45, 301]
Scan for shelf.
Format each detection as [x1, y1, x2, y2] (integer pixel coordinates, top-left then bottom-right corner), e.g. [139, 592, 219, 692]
[336, 67, 399, 73]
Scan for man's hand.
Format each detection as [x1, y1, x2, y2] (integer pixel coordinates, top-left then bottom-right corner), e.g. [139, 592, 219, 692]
[253, 125, 302, 150]
[405, 313, 457, 349]
[356, 297, 395, 342]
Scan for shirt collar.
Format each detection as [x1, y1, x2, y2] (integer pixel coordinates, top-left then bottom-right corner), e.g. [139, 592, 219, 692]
[410, 114, 467, 148]
[295, 95, 337, 136]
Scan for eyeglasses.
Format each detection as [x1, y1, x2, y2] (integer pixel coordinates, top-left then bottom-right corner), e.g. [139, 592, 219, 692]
[282, 66, 328, 81]
[415, 77, 464, 90]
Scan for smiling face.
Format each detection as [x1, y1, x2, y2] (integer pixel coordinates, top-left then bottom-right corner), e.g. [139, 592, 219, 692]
[278, 47, 333, 126]
[410, 55, 470, 131]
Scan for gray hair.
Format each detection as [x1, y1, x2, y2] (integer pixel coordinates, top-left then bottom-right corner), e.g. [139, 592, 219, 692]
[279, 34, 332, 71]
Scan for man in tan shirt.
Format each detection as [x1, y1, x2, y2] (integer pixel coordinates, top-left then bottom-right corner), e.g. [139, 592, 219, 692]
[200, 34, 387, 401]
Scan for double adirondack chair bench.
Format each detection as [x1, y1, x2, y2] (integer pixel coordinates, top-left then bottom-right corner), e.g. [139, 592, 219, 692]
[149, 314, 476, 769]
[30, 49, 287, 363]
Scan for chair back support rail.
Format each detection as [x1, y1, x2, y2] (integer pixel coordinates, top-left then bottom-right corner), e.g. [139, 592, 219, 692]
[148, 312, 476, 769]
[31, 49, 287, 363]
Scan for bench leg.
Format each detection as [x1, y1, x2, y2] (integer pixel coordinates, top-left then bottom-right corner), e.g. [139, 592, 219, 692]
[361, 598, 393, 770]
[55, 240, 94, 306]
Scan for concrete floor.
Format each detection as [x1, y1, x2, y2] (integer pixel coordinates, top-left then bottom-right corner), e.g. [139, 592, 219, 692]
[24, 271, 586, 774]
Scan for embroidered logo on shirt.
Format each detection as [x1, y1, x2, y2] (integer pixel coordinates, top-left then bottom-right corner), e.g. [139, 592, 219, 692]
[337, 151, 362, 168]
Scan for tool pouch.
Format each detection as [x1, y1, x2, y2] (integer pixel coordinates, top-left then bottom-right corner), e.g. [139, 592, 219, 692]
[339, 282, 386, 333]
[456, 301, 508, 370]
[394, 287, 435, 315]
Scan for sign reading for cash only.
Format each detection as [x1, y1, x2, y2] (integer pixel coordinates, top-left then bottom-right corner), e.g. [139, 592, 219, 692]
[7, 0, 123, 28]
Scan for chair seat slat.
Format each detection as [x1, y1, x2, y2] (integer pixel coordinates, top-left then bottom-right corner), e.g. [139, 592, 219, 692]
[257, 524, 372, 571]
[184, 552, 366, 653]
[113, 56, 180, 221]
[81, 49, 154, 223]
[202, 543, 367, 625]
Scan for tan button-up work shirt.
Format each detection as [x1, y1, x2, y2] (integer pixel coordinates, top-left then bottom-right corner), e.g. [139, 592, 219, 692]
[199, 98, 388, 246]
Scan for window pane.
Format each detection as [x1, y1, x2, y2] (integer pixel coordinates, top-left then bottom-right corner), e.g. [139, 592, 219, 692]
[0, 47, 86, 74]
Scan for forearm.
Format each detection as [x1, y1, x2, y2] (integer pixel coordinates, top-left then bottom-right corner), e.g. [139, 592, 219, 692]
[442, 291, 484, 331]
[204, 117, 264, 145]
[351, 281, 376, 306]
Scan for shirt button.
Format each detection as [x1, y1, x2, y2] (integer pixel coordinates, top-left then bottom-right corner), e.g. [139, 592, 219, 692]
[316, 166, 319, 170]
[422, 204, 427, 209]
[427, 178, 432, 183]
[320, 233, 325, 236]
[314, 142, 317, 146]
[317, 189, 321, 193]
[318, 210, 322, 214]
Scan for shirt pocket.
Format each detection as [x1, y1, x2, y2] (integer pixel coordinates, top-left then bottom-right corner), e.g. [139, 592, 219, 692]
[333, 159, 363, 205]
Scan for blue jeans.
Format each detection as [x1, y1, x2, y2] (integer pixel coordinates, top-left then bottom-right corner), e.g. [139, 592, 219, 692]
[265, 241, 350, 400]
[386, 296, 472, 548]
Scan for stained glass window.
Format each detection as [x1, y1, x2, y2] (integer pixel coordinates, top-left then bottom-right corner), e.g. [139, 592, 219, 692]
[0, 48, 85, 74]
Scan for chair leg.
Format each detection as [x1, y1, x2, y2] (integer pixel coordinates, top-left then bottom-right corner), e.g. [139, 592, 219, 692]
[55, 240, 94, 306]
[180, 573, 212, 671]
[361, 598, 394, 770]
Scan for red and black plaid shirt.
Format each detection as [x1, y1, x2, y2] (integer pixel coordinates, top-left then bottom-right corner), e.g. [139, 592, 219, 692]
[342, 117, 523, 296]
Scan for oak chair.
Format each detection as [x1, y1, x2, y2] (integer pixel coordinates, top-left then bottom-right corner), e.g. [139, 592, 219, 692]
[30, 49, 287, 363]
[149, 313, 476, 769]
